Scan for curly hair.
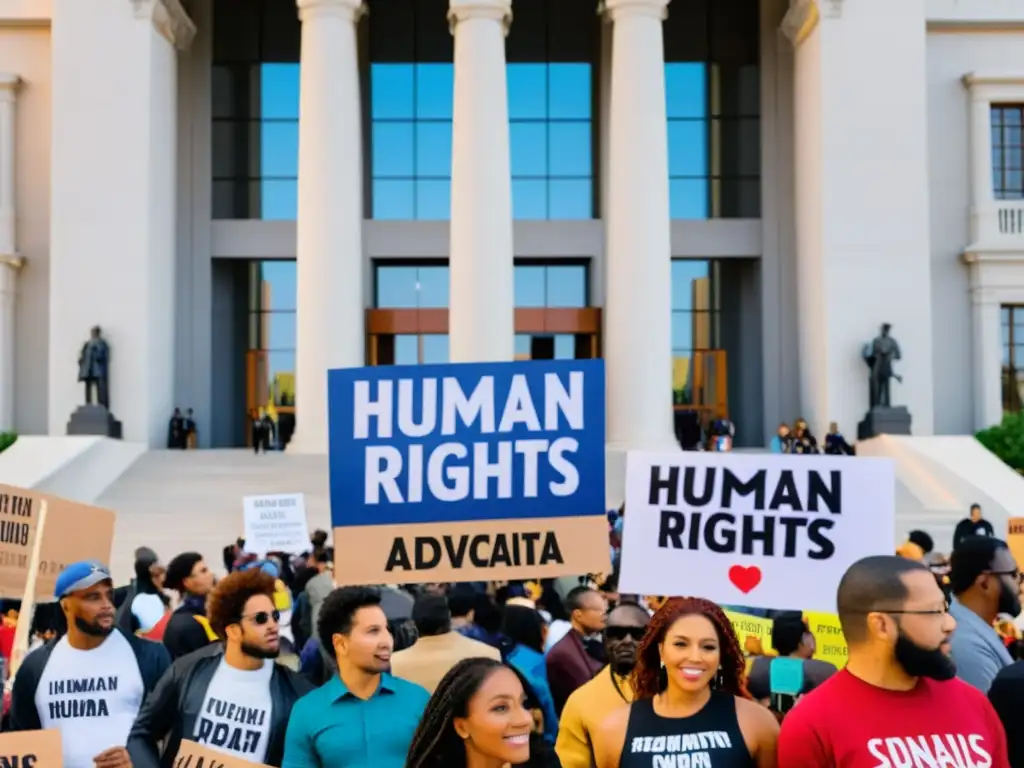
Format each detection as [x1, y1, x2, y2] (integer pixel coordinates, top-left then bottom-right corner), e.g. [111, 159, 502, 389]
[206, 568, 276, 639]
[316, 586, 383, 652]
[405, 657, 553, 768]
[630, 596, 749, 701]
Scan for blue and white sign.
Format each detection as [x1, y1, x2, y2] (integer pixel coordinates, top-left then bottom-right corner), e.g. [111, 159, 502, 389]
[328, 359, 606, 527]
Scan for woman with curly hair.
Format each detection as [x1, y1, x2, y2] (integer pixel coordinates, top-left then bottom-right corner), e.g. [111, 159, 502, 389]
[591, 597, 779, 768]
[405, 657, 560, 768]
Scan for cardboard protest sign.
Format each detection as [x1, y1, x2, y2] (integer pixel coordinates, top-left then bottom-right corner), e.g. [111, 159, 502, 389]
[0, 729, 62, 766]
[1007, 518, 1024, 575]
[243, 493, 310, 556]
[618, 452, 895, 612]
[327, 360, 609, 584]
[0, 485, 114, 600]
[174, 739, 270, 768]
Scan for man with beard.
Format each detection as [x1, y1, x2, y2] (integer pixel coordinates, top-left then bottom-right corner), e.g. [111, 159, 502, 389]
[555, 602, 650, 768]
[282, 587, 429, 768]
[9, 561, 170, 768]
[778, 555, 1010, 767]
[948, 535, 1021, 692]
[127, 569, 312, 767]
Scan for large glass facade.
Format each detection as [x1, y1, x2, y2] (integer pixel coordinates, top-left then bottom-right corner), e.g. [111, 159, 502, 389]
[210, 0, 756, 222]
[248, 260, 297, 405]
[370, 0, 596, 220]
[664, 0, 760, 219]
[1002, 305, 1024, 412]
[671, 260, 721, 404]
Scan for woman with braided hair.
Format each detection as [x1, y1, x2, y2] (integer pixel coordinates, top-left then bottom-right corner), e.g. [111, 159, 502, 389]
[405, 657, 560, 768]
[591, 597, 779, 768]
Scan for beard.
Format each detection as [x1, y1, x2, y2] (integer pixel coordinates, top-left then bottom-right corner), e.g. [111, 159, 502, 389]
[999, 581, 1022, 619]
[241, 641, 279, 660]
[75, 616, 114, 638]
[894, 630, 956, 681]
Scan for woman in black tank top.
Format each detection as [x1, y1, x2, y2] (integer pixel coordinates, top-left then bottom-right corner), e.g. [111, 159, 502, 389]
[592, 597, 779, 768]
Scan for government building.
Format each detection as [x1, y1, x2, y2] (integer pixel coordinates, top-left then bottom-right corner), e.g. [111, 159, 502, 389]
[0, 0, 1021, 455]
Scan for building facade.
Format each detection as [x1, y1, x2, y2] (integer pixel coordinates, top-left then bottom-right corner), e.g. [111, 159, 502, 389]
[0, 0, 1021, 451]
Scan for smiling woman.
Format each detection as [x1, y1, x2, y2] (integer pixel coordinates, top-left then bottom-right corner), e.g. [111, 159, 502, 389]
[406, 657, 560, 768]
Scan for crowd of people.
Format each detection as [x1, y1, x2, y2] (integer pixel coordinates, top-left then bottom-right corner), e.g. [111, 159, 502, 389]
[2, 510, 1024, 767]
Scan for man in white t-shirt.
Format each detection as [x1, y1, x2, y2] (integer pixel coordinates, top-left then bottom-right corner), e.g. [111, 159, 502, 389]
[128, 568, 312, 768]
[10, 560, 171, 768]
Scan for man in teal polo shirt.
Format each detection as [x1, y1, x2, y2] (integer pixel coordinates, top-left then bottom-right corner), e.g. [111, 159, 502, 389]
[282, 587, 429, 768]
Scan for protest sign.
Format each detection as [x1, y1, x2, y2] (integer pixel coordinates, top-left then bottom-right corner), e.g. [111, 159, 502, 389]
[805, 611, 848, 668]
[242, 493, 310, 556]
[1007, 518, 1024, 573]
[618, 451, 895, 612]
[0, 729, 62, 766]
[0, 485, 114, 600]
[327, 359, 609, 584]
[725, 610, 773, 655]
[174, 739, 270, 768]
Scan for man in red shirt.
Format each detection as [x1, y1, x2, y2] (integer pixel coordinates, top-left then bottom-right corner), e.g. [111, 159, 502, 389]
[778, 555, 1010, 767]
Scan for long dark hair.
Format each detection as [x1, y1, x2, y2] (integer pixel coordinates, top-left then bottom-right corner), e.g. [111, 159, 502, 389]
[631, 596, 749, 701]
[405, 657, 553, 768]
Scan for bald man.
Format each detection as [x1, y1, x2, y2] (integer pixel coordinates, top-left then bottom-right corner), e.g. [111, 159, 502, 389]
[778, 555, 1009, 767]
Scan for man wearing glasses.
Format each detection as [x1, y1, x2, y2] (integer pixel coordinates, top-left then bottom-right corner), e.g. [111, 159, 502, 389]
[778, 555, 1010, 767]
[948, 535, 1022, 692]
[128, 569, 311, 768]
[555, 601, 650, 768]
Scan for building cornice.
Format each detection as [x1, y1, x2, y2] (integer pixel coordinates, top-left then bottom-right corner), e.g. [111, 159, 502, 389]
[131, 0, 196, 51]
[963, 71, 1024, 88]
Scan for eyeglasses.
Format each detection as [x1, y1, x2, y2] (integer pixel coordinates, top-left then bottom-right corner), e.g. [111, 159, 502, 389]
[987, 569, 1024, 584]
[605, 626, 646, 641]
[241, 610, 280, 626]
[848, 599, 950, 616]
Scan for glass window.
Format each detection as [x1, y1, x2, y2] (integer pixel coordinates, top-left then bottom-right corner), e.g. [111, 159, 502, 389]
[671, 260, 721, 403]
[664, 0, 760, 220]
[514, 263, 588, 307]
[1002, 305, 1024, 412]
[247, 259, 298, 407]
[375, 265, 449, 308]
[993, 106, 1024, 200]
[211, 0, 302, 219]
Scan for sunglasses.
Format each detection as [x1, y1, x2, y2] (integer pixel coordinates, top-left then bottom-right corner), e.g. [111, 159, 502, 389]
[241, 610, 280, 626]
[605, 626, 645, 642]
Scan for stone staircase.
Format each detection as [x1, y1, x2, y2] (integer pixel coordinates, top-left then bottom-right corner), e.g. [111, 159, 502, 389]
[97, 450, 332, 582]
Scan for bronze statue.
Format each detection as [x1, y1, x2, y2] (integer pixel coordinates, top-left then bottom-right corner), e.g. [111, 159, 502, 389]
[78, 326, 110, 409]
[862, 323, 902, 408]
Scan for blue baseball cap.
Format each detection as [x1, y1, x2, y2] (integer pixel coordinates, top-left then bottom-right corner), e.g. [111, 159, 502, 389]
[55, 560, 112, 599]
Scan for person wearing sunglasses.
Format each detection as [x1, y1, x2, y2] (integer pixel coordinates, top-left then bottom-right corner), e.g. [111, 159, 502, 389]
[127, 569, 312, 768]
[948, 535, 1022, 693]
[556, 601, 650, 768]
[779, 555, 1010, 767]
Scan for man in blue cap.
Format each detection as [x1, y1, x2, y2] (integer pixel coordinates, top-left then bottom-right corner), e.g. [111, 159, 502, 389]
[9, 560, 170, 768]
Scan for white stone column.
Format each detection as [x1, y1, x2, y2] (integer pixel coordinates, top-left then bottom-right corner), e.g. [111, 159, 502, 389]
[969, 286, 1003, 430]
[48, 0, 194, 446]
[290, 0, 365, 454]
[966, 80, 995, 244]
[0, 75, 20, 433]
[447, 0, 515, 362]
[603, 0, 675, 454]
[791, 0, 935, 437]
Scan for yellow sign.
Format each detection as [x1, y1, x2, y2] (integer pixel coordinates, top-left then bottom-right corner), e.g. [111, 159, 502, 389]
[805, 611, 848, 668]
[725, 610, 773, 655]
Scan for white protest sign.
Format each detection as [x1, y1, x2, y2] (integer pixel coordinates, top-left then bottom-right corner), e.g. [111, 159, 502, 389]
[242, 494, 310, 556]
[618, 451, 895, 612]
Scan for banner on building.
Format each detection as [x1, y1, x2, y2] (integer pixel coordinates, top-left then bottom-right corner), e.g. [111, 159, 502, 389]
[327, 359, 609, 584]
[0, 485, 115, 600]
[617, 451, 895, 612]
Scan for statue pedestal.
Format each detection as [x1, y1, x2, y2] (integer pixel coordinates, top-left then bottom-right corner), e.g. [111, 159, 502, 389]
[857, 406, 912, 441]
[67, 405, 122, 440]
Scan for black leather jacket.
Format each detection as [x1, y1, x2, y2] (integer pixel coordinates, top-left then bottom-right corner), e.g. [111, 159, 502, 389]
[127, 644, 313, 768]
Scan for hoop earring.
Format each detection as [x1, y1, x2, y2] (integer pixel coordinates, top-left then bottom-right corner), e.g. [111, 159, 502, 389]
[658, 661, 668, 692]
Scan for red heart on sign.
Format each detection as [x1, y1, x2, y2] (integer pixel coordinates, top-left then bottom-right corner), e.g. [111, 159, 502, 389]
[728, 565, 762, 594]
